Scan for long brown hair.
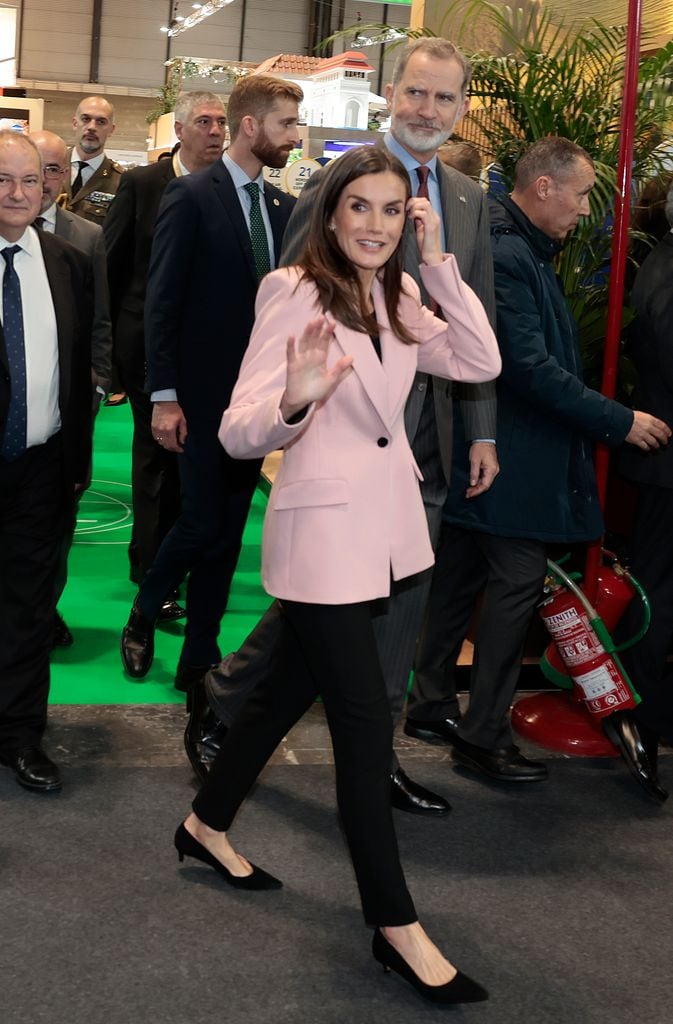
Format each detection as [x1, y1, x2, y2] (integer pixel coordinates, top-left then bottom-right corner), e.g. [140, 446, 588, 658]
[300, 146, 418, 345]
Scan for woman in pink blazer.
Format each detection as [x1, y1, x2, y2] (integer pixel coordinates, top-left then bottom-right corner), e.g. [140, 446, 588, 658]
[174, 147, 501, 1005]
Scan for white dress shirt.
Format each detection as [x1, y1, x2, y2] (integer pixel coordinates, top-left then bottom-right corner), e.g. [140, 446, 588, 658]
[0, 226, 60, 447]
[39, 202, 58, 233]
[71, 151, 105, 189]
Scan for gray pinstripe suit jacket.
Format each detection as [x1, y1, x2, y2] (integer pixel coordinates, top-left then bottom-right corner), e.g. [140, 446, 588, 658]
[279, 154, 497, 484]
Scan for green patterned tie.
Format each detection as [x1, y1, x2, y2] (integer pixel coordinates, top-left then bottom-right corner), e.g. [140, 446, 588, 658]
[244, 181, 271, 280]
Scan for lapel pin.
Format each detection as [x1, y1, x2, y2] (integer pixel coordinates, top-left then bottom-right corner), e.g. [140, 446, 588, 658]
[459, 195, 466, 203]
[273, 198, 280, 206]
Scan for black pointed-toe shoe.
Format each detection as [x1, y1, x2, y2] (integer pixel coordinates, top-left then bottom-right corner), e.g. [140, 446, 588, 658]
[174, 823, 282, 890]
[372, 928, 488, 1004]
[184, 682, 228, 783]
[120, 600, 155, 678]
[390, 767, 451, 816]
[404, 715, 462, 744]
[603, 710, 668, 804]
[0, 746, 62, 792]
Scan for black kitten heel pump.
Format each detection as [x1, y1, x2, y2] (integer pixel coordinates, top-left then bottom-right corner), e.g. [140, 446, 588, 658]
[174, 823, 282, 890]
[372, 927, 488, 1004]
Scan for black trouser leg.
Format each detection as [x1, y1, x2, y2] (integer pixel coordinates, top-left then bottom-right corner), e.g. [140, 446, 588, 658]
[408, 523, 489, 720]
[618, 485, 673, 739]
[137, 425, 260, 665]
[194, 601, 417, 926]
[458, 534, 547, 749]
[0, 438, 66, 751]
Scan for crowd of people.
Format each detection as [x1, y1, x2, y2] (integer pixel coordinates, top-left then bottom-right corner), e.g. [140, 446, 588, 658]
[1, 36, 672, 1006]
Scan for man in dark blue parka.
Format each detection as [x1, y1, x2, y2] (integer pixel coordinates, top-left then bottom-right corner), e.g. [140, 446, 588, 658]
[406, 138, 670, 793]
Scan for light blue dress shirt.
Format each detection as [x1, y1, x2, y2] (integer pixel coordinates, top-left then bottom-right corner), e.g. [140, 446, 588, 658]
[384, 132, 447, 253]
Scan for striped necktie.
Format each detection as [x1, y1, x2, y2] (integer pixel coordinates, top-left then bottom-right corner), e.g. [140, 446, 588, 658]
[0, 245, 27, 461]
[244, 181, 271, 280]
[416, 164, 430, 199]
[414, 166, 439, 313]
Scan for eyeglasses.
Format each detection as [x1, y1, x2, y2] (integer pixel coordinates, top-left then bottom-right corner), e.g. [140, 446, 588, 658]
[43, 164, 66, 179]
[0, 174, 40, 190]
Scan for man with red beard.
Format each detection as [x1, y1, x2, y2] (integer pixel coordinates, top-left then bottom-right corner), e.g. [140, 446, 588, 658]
[120, 75, 302, 691]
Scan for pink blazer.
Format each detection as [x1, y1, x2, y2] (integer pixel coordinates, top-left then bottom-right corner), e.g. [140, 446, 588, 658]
[220, 257, 500, 604]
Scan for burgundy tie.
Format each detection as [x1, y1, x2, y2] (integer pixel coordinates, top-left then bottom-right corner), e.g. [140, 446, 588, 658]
[416, 164, 430, 199]
[414, 165, 438, 313]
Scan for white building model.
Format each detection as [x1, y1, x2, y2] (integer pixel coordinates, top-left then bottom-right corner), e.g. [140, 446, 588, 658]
[255, 51, 378, 131]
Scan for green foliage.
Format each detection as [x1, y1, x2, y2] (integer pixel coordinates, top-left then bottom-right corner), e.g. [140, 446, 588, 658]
[146, 65, 182, 125]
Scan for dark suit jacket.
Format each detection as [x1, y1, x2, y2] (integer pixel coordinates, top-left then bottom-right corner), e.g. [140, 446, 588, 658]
[54, 205, 112, 392]
[103, 157, 176, 384]
[66, 153, 123, 224]
[144, 158, 295, 425]
[620, 232, 673, 489]
[280, 151, 497, 482]
[0, 230, 94, 485]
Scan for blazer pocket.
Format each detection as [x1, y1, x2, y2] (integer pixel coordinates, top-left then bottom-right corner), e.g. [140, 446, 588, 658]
[274, 478, 350, 510]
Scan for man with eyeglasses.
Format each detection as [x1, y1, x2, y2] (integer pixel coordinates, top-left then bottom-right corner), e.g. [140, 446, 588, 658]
[30, 129, 113, 648]
[67, 96, 123, 225]
[0, 131, 93, 793]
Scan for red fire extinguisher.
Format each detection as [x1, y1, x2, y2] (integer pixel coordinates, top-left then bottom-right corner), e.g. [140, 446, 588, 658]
[538, 557, 645, 719]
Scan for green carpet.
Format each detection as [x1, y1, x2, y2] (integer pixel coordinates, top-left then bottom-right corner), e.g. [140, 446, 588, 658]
[50, 402, 271, 705]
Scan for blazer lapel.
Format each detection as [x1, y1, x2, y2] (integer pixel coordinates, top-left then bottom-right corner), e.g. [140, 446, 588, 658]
[331, 278, 407, 429]
[263, 185, 286, 264]
[38, 233, 74, 412]
[333, 320, 390, 427]
[211, 163, 258, 284]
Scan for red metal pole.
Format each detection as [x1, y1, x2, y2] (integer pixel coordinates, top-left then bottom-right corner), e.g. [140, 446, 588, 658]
[584, 0, 643, 602]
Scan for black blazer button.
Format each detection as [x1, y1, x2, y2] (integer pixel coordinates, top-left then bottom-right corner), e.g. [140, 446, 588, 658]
[377, 437, 388, 448]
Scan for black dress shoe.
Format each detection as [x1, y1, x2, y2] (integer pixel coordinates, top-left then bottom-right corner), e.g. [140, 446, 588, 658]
[184, 682, 228, 782]
[174, 659, 214, 693]
[120, 601, 155, 678]
[452, 740, 548, 782]
[0, 746, 62, 792]
[404, 715, 461, 744]
[158, 598, 186, 622]
[390, 767, 451, 816]
[603, 710, 668, 804]
[52, 611, 74, 648]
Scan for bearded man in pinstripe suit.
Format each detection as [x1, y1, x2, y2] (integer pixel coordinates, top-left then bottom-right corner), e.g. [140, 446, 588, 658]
[187, 39, 500, 815]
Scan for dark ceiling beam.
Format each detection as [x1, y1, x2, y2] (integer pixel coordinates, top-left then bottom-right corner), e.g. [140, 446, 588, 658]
[89, 0, 104, 83]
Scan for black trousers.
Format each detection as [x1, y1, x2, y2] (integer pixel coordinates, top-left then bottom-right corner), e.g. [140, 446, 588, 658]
[408, 523, 548, 750]
[193, 600, 417, 927]
[115, 311, 182, 583]
[137, 422, 260, 665]
[618, 484, 673, 740]
[0, 436, 66, 752]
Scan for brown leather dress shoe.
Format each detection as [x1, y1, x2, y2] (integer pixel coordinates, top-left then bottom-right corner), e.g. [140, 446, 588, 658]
[0, 746, 62, 792]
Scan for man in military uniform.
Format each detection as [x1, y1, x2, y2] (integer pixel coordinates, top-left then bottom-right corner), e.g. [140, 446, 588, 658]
[67, 96, 123, 224]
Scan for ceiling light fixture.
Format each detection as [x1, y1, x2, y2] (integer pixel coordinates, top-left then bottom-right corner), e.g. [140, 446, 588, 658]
[165, 0, 237, 36]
